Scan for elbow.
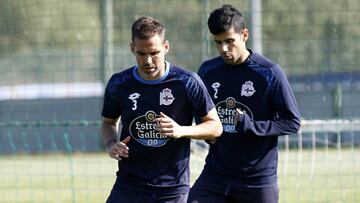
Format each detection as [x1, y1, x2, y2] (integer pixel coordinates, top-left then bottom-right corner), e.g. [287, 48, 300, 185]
[290, 117, 301, 134]
[206, 120, 223, 138]
[213, 121, 223, 137]
[295, 119, 301, 133]
[204, 108, 223, 138]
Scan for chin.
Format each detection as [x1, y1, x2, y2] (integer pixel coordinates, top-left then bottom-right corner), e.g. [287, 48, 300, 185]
[223, 59, 235, 64]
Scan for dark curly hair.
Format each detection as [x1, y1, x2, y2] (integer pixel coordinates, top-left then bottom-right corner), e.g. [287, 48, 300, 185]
[207, 4, 246, 35]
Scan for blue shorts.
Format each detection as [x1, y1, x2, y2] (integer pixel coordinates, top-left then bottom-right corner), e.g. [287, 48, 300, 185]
[188, 181, 278, 203]
[106, 187, 188, 203]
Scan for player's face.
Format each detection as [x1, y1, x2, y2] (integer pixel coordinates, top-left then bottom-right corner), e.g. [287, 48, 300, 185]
[213, 27, 248, 64]
[131, 35, 169, 81]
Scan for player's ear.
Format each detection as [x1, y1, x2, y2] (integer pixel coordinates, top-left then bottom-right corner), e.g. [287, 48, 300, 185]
[130, 42, 135, 53]
[164, 40, 170, 54]
[241, 28, 249, 42]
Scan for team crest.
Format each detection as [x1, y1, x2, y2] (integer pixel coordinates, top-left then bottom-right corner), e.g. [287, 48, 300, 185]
[241, 81, 256, 97]
[128, 93, 141, 110]
[211, 82, 221, 99]
[160, 88, 174, 105]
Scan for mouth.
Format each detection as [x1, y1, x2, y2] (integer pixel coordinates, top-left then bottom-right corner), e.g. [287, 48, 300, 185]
[221, 54, 232, 60]
[221, 51, 231, 56]
[143, 66, 157, 73]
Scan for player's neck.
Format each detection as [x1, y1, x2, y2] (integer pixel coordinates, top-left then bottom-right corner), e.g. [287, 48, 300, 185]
[235, 49, 250, 64]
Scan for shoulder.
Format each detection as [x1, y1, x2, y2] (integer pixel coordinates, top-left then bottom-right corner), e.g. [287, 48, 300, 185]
[167, 64, 206, 90]
[250, 52, 278, 70]
[250, 52, 287, 81]
[106, 67, 134, 91]
[198, 56, 224, 78]
[169, 64, 200, 81]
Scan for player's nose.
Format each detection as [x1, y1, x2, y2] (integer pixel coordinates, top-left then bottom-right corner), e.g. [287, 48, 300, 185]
[221, 44, 229, 52]
[144, 55, 153, 64]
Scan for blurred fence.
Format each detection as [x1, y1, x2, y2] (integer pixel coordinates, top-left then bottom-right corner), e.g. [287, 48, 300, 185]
[1, 1, 360, 202]
[1, 0, 360, 119]
[1, 0, 359, 87]
[1, 119, 360, 203]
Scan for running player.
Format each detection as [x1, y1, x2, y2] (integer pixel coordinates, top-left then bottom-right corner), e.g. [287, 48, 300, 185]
[101, 16, 222, 203]
[188, 5, 301, 203]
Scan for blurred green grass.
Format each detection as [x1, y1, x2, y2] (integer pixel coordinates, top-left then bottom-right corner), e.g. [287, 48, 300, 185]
[0, 149, 359, 203]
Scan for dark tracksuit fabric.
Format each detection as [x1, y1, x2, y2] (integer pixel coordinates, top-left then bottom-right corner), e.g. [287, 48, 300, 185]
[189, 50, 300, 203]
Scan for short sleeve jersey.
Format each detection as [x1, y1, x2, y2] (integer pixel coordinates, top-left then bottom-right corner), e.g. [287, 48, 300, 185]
[102, 61, 214, 195]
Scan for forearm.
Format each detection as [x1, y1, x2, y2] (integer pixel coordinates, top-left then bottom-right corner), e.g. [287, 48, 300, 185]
[183, 108, 222, 139]
[236, 113, 301, 136]
[183, 119, 222, 140]
[101, 118, 119, 150]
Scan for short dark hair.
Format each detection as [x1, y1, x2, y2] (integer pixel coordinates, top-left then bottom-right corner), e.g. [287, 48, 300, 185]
[131, 16, 165, 42]
[207, 4, 246, 35]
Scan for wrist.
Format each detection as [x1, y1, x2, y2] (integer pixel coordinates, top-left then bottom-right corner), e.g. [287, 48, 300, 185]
[235, 113, 246, 132]
[105, 139, 117, 151]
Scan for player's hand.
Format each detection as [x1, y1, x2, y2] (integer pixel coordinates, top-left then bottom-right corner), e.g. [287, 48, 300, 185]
[107, 136, 131, 161]
[154, 112, 184, 139]
[234, 108, 245, 125]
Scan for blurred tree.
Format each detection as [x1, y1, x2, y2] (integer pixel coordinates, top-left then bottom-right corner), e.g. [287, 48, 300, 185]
[322, 19, 345, 73]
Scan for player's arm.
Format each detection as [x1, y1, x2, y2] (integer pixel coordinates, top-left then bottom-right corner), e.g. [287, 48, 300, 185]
[101, 117, 130, 160]
[154, 108, 222, 140]
[235, 108, 300, 137]
[235, 66, 301, 136]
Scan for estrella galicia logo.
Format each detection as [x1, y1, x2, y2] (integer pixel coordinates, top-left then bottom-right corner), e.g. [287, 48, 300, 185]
[129, 111, 169, 147]
[216, 97, 253, 133]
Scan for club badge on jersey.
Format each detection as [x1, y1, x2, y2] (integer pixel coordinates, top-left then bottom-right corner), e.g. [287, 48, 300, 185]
[241, 81, 256, 97]
[160, 88, 175, 105]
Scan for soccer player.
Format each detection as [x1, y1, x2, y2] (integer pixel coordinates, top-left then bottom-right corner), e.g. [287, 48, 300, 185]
[188, 5, 301, 203]
[101, 16, 222, 203]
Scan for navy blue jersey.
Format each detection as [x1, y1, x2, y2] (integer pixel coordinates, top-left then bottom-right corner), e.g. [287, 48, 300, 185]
[197, 50, 300, 188]
[101, 62, 214, 195]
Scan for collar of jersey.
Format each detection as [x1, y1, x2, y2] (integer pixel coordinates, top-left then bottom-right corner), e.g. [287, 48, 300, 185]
[133, 61, 171, 84]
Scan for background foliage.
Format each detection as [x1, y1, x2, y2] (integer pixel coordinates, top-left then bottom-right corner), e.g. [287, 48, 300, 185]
[0, 0, 359, 86]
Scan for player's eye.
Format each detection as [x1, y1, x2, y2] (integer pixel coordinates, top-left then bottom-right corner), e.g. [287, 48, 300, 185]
[225, 39, 235, 44]
[150, 51, 160, 56]
[136, 52, 146, 56]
